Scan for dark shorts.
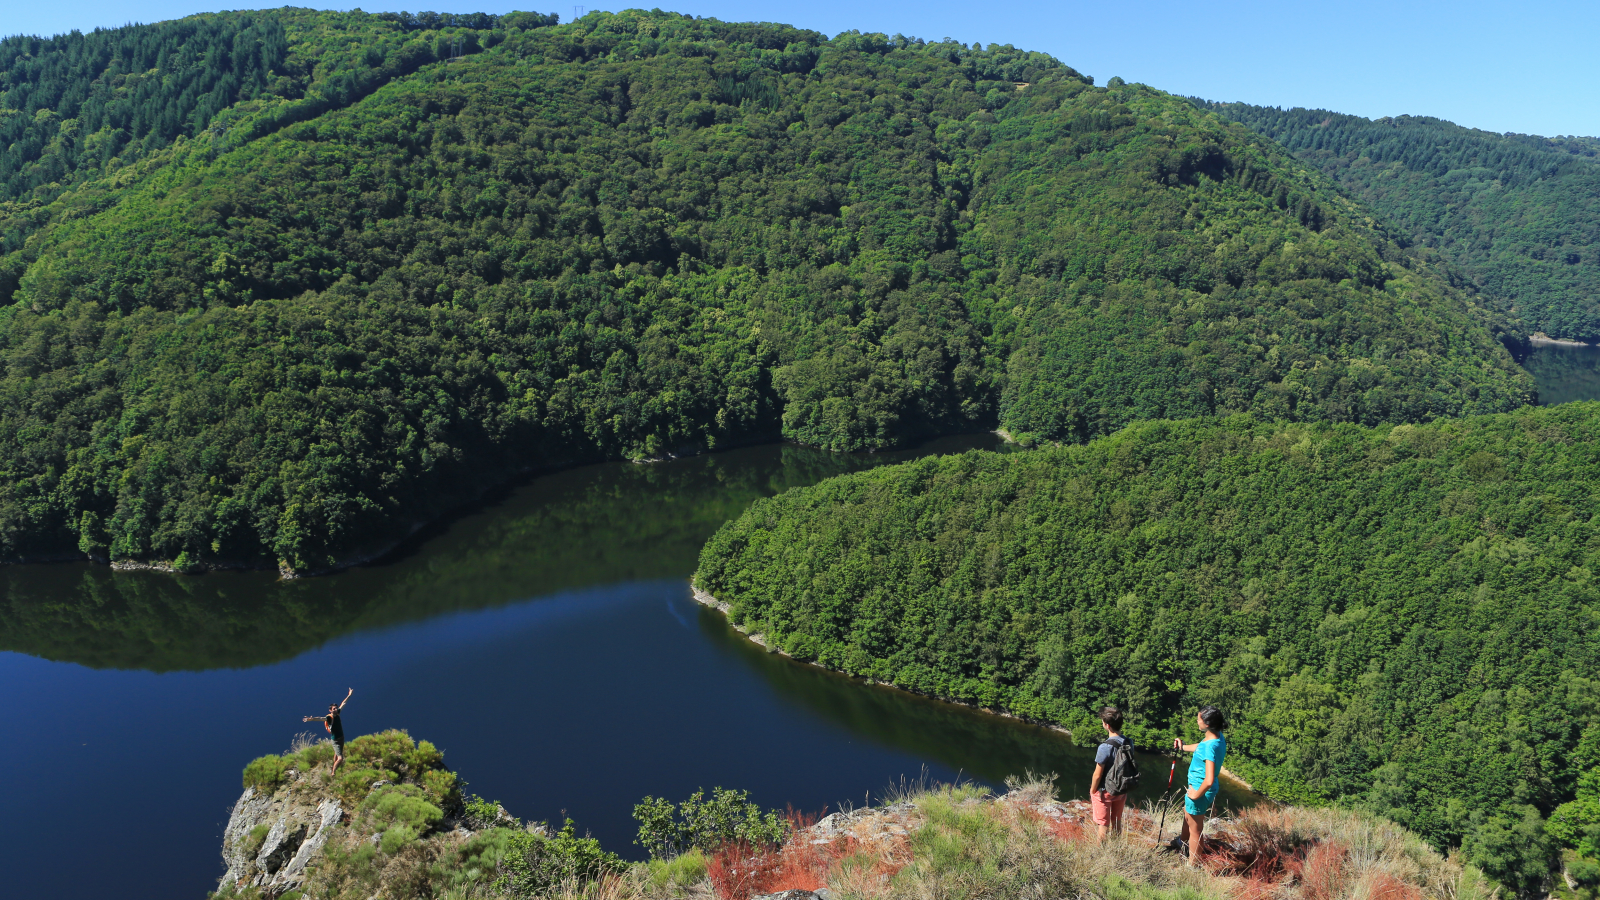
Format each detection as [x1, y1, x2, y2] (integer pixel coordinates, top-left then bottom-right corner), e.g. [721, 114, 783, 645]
[333, 740, 345, 758]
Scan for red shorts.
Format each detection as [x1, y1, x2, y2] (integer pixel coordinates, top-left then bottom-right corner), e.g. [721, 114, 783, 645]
[1091, 790, 1126, 826]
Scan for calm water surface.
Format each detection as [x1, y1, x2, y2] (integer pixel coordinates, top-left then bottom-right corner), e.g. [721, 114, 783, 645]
[1527, 341, 1600, 405]
[0, 435, 1249, 900]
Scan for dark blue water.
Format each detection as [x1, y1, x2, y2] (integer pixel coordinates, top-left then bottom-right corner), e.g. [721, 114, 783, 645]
[1, 580, 1031, 899]
[4, 435, 1254, 900]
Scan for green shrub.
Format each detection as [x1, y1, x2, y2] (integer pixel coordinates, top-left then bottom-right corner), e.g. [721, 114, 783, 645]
[239, 823, 271, 860]
[633, 787, 790, 859]
[463, 794, 513, 829]
[492, 820, 623, 898]
[644, 849, 708, 893]
[422, 768, 461, 810]
[333, 766, 393, 806]
[340, 730, 451, 783]
[445, 828, 522, 889]
[361, 784, 444, 837]
[408, 739, 445, 775]
[345, 730, 417, 772]
[242, 755, 289, 792]
[359, 783, 444, 856]
[291, 741, 335, 771]
[380, 824, 421, 854]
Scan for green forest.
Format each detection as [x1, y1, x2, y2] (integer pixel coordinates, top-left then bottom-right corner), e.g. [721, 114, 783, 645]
[1195, 101, 1600, 342]
[0, 8, 1533, 571]
[696, 405, 1600, 893]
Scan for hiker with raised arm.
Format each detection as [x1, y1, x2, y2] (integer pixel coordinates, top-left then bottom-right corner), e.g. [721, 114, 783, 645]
[1090, 705, 1139, 842]
[303, 688, 352, 774]
[1170, 705, 1227, 866]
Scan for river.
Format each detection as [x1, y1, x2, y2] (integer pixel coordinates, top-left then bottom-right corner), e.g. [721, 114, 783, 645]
[0, 433, 1252, 900]
[21, 338, 1591, 899]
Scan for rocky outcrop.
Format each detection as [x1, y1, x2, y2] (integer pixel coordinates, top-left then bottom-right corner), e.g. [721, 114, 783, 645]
[218, 776, 344, 897]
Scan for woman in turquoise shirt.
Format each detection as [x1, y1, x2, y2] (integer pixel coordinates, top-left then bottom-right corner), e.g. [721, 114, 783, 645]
[1169, 705, 1227, 866]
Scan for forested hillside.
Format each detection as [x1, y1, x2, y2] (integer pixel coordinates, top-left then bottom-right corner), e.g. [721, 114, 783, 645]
[0, 9, 1533, 571]
[696, 404, 1600, 892]
[1195, 101, 1600, 341]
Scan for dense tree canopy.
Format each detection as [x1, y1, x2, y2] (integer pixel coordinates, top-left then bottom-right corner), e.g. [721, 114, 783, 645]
[1196, 101, 1600, 342]
[696, 404, 1600, 882]
[0, 10, 1531, 570]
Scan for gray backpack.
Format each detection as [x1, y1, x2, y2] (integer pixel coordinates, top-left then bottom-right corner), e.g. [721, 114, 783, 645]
[1102, 738, 1140, 795]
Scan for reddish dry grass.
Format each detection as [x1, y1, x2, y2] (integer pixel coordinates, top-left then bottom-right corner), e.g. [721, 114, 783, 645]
[1038, 813, 1088, 844]
[708, 808, 914, 900]
[1359, 871, 1424, 900]
[1209, 836, 1360, 900]
[707, 841, 780, 900]
[1292, 841, 1350, 900]
[1206, 808, 1317, 882]
[758, 839, 830, 893]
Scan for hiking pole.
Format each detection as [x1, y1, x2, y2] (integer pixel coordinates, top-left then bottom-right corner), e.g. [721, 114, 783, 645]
[1154, 742, 1177, 846]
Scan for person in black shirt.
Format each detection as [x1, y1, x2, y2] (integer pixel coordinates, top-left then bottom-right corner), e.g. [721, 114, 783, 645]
[304, 688, 353, 774]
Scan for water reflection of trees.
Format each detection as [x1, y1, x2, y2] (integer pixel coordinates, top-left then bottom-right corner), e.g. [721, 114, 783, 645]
[1526, 345, 1600, 407]
[697, 602, 1255, 809]
[1, 438, 1004, 671]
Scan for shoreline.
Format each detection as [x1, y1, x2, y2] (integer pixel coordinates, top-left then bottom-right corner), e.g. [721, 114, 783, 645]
[2, 431, 1012, 580]
[1530, 332, 1592, 347]
[0, 446, 705, 577]
[690, 580, 1258, 793]
[690, 582, 1074, 739]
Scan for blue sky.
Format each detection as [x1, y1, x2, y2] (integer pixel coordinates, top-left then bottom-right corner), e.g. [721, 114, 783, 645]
[7, 1, 1598, 137]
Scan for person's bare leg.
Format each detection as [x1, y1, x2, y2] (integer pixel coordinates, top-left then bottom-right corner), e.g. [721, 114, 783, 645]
[333, 752, 342, 776]
[1184, 812, 1207, 865]
[1097, 823, 1109, 843]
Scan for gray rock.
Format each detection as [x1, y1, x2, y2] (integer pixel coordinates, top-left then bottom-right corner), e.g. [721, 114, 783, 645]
[258, 821, 307, 874]
[218, 784, 343, 897]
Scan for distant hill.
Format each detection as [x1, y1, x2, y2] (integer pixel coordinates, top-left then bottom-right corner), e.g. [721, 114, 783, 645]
[1194, 100, 1600, 341]
[0, 10, 1531, 571]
